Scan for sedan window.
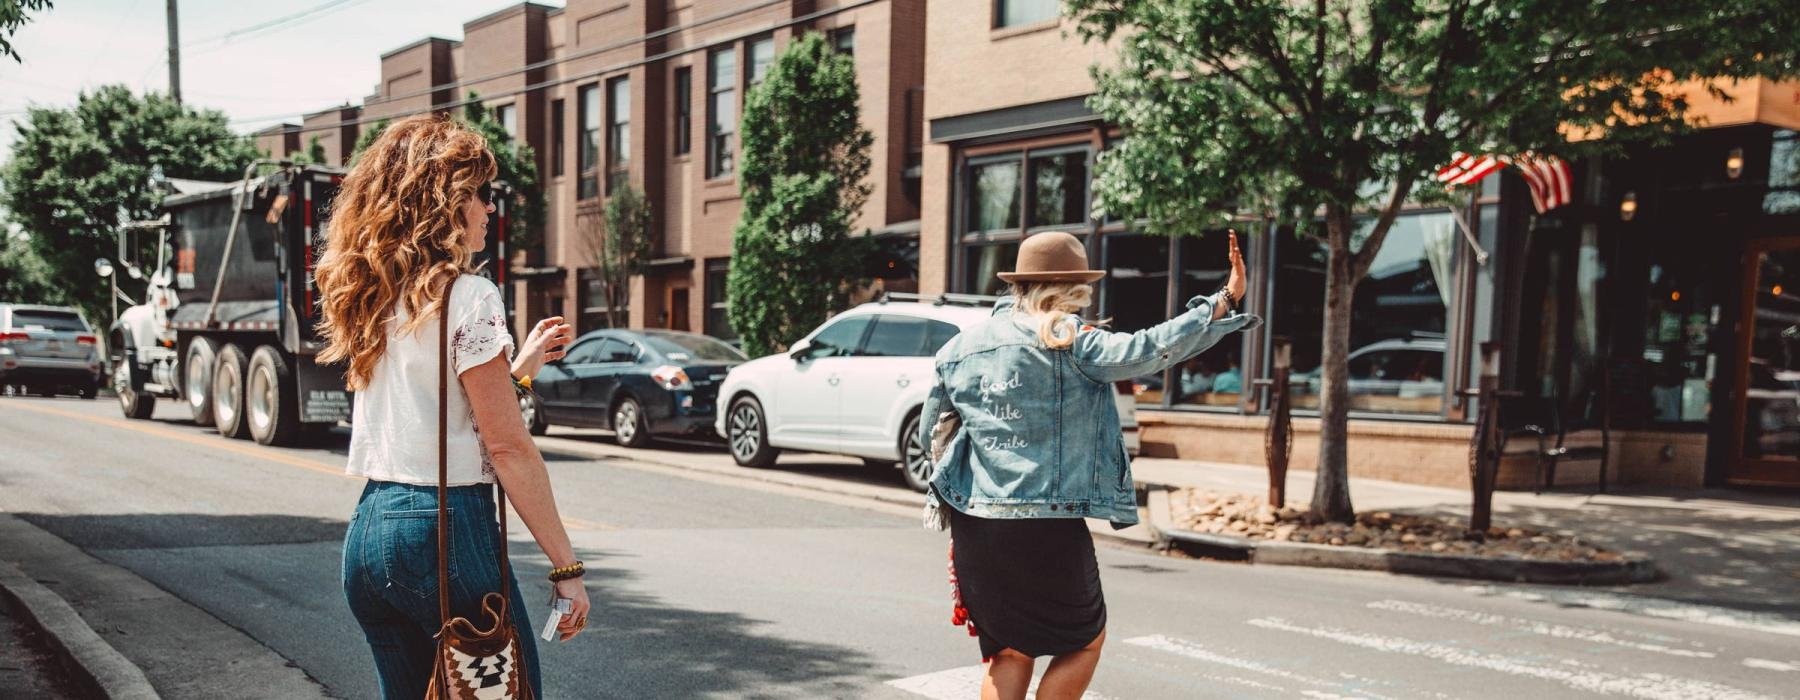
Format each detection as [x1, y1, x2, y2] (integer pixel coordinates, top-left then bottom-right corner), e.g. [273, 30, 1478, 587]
[563, 338, 606, 365]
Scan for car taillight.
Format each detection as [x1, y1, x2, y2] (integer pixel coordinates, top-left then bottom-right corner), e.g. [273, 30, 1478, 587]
[652, 365, 693, 391]
[76, 335, 97, 346]
[0, 332, 27, 344]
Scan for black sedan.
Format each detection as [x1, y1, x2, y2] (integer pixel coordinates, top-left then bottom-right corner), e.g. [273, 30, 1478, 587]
[525, 329, 747, 447]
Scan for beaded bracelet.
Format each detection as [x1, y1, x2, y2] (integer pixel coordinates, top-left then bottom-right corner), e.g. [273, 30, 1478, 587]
[548, 561, 585, 582]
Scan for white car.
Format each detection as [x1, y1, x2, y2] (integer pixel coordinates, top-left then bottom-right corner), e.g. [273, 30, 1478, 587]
[715, 294, 1141, 492]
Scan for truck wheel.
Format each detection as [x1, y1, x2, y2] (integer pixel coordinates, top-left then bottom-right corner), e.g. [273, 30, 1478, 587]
[184, 337, 218, 426]
[213, 344, 251, 440]
[247, 346, 302, 446]
[111, 339, 155, 419]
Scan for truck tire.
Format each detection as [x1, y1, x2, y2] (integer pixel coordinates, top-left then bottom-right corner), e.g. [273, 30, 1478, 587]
[184, 337, 218, 426]
[247, 346, 302, 446]
[111, 331, 155, 419]
[213, 344, 251, 440]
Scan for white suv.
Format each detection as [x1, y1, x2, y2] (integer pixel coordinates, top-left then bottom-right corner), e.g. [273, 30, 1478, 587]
[715, 294, 1141, 491]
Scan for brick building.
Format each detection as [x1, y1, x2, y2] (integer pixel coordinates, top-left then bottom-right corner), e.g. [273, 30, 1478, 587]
[293, 0, 926, 340]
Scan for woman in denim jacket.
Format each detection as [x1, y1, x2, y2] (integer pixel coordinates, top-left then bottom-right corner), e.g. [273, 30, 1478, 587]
[923, 230, 1257, 700]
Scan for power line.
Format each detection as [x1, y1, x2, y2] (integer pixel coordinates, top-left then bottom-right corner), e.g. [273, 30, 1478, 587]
[226, 0, 794, 126]
[183, 0, 371, 53]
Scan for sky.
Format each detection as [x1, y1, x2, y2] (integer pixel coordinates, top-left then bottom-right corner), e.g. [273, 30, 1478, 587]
[0, 0, 565, 157]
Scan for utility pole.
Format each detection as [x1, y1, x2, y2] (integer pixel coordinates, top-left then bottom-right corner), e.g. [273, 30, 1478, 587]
[166, 0, 181, 103]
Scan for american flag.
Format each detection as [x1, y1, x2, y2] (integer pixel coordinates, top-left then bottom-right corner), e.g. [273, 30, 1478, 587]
[1436, 151, 1572, 214]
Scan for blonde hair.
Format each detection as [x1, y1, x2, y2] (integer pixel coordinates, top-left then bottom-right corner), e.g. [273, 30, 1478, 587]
[314, 114, 498, 390]
[1012, 282, 1095, 350]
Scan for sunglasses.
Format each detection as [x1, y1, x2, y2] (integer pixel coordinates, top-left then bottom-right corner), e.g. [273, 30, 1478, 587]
[476, 183, 494, 205]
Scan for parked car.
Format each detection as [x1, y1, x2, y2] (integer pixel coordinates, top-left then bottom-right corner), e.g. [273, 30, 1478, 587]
[1296, 338, 1447, 399]
[716, 294, 1142, 492]
[0, 303, 102, 399]
[526, 328, 748, 447]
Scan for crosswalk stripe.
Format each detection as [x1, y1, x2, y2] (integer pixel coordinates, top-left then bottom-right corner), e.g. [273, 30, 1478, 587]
[886, 665, 1114, 700]
[1247, 616, 1777, 700]
[1741, 658, 1798, 672]
[1366, 600, 1716, 658]
[1466, 586, 1800, 639]
[1122, 635, 1397, 699]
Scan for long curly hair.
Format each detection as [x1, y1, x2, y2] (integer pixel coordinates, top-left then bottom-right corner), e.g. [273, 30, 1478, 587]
[314, 114, 497, 390]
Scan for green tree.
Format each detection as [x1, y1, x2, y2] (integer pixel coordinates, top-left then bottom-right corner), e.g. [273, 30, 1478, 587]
[0, 228, 63, 304]
[1, 0, 52, 63]
[348, 118, 389, 166]
[0, 85, 259, 327]
[727, 32, 875, 357]
[1068, 0, 1800, 522]
[286, 135, 327, 165]
[461, 95, 545, 252]
[577, 185, 653, 329]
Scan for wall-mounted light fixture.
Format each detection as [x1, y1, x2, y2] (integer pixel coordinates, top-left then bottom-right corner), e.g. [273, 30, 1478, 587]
[1726, 147, 1745, 180]
[1619, 191, 1638, 221]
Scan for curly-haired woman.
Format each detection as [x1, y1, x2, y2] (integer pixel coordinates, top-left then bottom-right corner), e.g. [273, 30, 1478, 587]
[316, 114, 589, 698]
[923, 230, 1258, 700]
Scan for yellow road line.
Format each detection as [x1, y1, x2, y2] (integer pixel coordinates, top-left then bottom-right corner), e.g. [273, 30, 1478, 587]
[0, 401, 613, 531]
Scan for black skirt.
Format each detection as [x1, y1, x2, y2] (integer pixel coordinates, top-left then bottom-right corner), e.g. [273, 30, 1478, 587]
[947, 505, 1106, 660]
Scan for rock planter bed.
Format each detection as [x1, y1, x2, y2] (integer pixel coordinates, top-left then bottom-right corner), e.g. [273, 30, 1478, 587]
[1159, 489, 1659, 585]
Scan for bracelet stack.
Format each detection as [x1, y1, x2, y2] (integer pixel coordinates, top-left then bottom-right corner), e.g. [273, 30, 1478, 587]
[548, 561, 585, 582]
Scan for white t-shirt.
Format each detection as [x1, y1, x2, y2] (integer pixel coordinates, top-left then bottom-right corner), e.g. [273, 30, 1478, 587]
[345, 274, 514, 486]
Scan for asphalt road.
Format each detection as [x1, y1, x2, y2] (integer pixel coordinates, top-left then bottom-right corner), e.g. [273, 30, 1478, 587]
[2, 394, 1798, 699]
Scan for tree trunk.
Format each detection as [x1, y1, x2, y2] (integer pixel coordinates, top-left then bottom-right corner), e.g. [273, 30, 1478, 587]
[1310, 205, 1357, 523]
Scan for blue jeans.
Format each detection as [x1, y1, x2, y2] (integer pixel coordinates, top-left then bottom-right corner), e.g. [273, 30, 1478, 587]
[342, 480, 541, 699]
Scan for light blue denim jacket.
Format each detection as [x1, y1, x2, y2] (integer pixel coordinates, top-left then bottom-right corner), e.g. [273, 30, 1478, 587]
[924, 294, 1262, 529]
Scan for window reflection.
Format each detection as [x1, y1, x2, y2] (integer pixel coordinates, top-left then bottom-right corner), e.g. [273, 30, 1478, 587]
[1030, 151, 1088, 228]
[1174, 234, 1243, 407]
[1102, 234, 1169, 405]
[968, 160, 1022, 232]
[965, 242, 1021, 297]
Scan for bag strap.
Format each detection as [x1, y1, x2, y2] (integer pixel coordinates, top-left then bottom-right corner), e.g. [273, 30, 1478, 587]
[437, 277, 514, 626]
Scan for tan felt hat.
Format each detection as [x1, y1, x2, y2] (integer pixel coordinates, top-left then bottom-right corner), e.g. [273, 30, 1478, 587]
[997, 231, 1106, 283]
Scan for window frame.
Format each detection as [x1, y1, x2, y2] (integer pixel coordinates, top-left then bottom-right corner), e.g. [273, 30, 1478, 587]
[605, 76, 631, 194]
[577, 83, 601, 200]
[830, 26, 856, 57]
[706, 47, 738, 180]
[746, 35, 775, 87]
[550, 98, 565, 176]
[672, 66, 693, 156]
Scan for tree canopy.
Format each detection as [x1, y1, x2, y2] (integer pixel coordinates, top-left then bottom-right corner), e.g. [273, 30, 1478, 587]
[1, 0, 51, 63]
[726, 32, 875, 357]
[0, 85, 259, 324]
[1068, 0, 1800, 521]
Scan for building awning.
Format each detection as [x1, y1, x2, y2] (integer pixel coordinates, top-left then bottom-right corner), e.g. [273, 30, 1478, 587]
[929, 96, 1100, 144]
[1565, 77, 1800, 141]
[647, 256, 694, 271]
[510, 265, 565, 280]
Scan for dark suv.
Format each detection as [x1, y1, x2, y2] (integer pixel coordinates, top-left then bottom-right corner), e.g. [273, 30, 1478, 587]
[0, 303, 102, 398]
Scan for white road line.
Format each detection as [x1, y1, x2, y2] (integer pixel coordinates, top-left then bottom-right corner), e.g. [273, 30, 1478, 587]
[1247, 617, 1778, 700]
[1366, 600, 1716, 658]
[1123, 635, 1396, 699]
[885, 665, 1114, 700]
[1465, 586, 1800, 639]
[1741, 658, 1798, 672]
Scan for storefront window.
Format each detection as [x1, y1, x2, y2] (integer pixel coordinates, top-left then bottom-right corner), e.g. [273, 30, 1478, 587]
[1029, 150, 1088, 228]
[1742, 248, 1800, 459]
[1642, 245, 1715, 424]
[1173, 234, 1244, 407]
[965, 242, 1020, 297]
[968, 159, 1022, 232]
[1278, 212, 1454, 414]
[1101, 234, 1170, 405]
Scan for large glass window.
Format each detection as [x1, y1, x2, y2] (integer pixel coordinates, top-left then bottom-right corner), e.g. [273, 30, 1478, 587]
[995, 0, 1059, 27]
[965, 242, 1021, 297]
[705, 258, 736, 342]
[967, 159, 1022, 232]
[1278, 212, 1455, 414]
[578, 84, 600, 199]
[1173, 234, 1244, 407]
[1641, 234, 1716, 424]
[707, 48, 737, 178]
[1102, 234, 1171, 405]
[606, 77, 630, 193]
[672, 67, 692, 156]
[1029, 150, 1089, 228]
[747, 36, 775, 86]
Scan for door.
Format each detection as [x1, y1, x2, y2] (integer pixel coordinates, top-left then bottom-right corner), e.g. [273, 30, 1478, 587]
[669, 288, 691, 331]
[584, 338, 638, 428]
[770, 315, 872, 452]
[1729, 239, 1800, 486]
[538, 337, 605, 424]
[838, 314, 936, 457]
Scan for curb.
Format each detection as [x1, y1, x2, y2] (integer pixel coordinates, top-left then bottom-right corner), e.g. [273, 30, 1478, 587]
[1140, 483, 1661, 585]
[0, 560, 160, 700]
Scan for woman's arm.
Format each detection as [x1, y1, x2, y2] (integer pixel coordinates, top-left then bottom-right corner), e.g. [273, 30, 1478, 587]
[462, 353, 591, 639]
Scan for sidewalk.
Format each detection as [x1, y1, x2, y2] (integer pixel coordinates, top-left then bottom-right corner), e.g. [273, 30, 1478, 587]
[1132, 457, 1800, 613]
[0, 602, 79, 700]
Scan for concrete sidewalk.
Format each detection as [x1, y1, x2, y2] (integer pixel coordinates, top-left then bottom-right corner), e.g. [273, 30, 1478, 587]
[1132, 457, 1800, 614]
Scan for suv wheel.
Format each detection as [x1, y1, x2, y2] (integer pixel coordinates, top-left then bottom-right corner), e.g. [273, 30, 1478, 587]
[727, 396, 779, 468]
[899, 412, 932, 492]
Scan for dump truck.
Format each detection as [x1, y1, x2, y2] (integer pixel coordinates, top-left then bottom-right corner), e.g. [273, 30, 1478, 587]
[108, 161, 513, 446]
